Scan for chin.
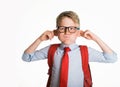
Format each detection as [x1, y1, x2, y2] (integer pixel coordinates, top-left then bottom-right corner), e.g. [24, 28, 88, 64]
[62, 41, 74, 45]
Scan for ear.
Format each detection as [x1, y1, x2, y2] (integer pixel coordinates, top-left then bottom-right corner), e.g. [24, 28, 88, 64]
[79, 30, 84, 37]
[77, 30, 84, 37]
[53, 30, 58, 36]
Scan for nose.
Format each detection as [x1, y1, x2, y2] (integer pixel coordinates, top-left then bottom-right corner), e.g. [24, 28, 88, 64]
[64, 27, 70, 34]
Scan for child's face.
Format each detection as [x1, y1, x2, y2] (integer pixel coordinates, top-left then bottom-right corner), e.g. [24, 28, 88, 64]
[57, 17, 79, 45]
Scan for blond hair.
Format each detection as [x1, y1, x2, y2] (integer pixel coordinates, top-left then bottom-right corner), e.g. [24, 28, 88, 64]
[56, 11, 80, 27]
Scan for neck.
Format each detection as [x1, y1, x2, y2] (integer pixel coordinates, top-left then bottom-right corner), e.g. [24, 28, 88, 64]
[62, 42, 75, 46]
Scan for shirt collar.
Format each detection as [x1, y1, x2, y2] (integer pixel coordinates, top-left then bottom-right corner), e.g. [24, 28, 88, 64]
[60, 43, 79, 51]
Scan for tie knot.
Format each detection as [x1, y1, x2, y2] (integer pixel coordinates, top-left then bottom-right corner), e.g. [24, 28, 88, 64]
[64, 47, 71, 52]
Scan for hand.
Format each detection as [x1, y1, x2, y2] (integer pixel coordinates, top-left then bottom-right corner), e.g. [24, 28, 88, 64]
[80, 30, 97, 41]
[39, 30, 55, 41]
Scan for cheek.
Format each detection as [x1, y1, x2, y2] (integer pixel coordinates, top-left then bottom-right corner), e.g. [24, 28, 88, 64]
[57, 33, 63, 40]
[71, 33, 78, 38]
[57, 32, 78, 41]
[71, 35, 77, 40]
[59, 34, 77, 41]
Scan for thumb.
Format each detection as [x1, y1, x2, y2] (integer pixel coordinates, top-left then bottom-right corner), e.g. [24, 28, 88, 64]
[84, 32, 92, 40]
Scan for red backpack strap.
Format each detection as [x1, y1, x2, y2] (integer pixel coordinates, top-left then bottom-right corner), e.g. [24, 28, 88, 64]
[80, 45, 92, 87]
[46, 44, 60, 87]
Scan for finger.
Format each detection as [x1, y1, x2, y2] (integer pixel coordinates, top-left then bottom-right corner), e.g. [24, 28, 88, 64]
[39, 33, 47, 41]
[51, 31, 55, 38]
[84, 32, 92, 40]
[47, 32, 54, 40]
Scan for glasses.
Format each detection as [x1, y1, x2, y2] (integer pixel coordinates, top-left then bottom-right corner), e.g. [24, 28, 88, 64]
[57, 26, 80, 33]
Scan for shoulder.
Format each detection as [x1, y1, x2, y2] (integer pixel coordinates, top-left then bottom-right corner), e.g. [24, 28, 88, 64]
[48, 43, 61, 51]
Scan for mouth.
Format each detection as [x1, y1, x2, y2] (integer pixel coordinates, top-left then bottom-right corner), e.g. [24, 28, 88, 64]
[64, 35, 70, 38]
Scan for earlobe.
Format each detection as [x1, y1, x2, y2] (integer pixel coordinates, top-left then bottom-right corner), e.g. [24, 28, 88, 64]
[79, 30, 84, 37]
[53, 30, 58, 36]
[77, 30, 84, 37]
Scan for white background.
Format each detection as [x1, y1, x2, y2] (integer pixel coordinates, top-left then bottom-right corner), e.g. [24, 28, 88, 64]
[0, 0, 120, 87]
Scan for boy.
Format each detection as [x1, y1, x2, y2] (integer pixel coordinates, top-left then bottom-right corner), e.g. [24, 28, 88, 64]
[22, 11, 117, 87]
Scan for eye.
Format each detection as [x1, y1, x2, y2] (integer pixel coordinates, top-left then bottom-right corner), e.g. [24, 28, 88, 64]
[58, 27, 65, 32]
[60, 27, 65, 30]
[59, 27, 65, 30]
[69, 27, 75, 30]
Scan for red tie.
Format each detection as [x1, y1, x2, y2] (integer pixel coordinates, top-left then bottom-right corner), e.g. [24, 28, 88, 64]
[60, 47, 71, 87]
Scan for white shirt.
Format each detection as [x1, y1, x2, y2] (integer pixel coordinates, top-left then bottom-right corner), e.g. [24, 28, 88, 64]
[22, 43, 117, 87]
